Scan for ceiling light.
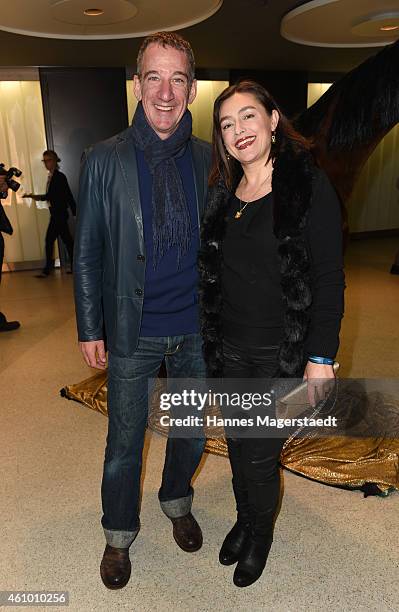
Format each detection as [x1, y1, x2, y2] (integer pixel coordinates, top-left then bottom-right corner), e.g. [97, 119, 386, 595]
[380, 25, 398, 31]
[84, 8, 105, 17]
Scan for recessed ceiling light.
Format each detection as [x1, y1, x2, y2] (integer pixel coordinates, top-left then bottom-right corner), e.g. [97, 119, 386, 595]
[84, 8, 104, 17]
[380, 25, 398, 31]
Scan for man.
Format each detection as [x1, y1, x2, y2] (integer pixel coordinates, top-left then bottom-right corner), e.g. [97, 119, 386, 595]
[0, 175, 20, 332]
[24, 150, 76, 276]
[74, 32, 211, 589]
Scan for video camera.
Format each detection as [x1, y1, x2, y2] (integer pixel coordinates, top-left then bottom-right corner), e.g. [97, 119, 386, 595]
[0, 163, 22, 199]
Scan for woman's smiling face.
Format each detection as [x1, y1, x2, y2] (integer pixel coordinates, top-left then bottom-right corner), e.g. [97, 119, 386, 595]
[219, 92, 279, 166]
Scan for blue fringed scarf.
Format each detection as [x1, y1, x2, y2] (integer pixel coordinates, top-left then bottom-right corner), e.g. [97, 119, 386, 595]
[131, 101, 192, 270]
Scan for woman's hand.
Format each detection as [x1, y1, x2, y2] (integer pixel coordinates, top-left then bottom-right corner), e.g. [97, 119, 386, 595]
[303, 361, 335, 407]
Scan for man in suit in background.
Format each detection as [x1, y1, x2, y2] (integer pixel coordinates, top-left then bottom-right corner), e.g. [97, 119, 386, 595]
[74, 32, 211, 589]
[24, 150, 76, 276]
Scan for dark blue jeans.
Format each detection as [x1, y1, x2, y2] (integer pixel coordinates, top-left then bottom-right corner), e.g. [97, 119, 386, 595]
[101, 333, 206, 548]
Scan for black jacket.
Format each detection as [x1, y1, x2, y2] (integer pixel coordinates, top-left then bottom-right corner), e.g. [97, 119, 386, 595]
[37, 169, 76, 217]
[74, 126, 211, 356]
[198, 145, 345, 378]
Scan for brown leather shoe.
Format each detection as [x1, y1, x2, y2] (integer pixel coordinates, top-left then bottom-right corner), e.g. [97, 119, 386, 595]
[100, 544, 131, 590]
[170, 512, 203, 552]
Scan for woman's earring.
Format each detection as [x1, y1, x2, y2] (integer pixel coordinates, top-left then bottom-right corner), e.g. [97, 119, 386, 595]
[224, 148, 231, 160]
[271, 131, 276, 144]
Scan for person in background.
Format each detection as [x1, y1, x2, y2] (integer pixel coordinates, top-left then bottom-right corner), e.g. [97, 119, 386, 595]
[0, 175, 20, 332]
[23, 150, 76, 276]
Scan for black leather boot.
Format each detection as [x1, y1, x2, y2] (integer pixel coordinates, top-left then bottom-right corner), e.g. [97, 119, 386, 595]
[233, 443, 281, 587]
[233, 529, 273, 587]
[219, 438, 252, 566]
[219, 519, 251, 566]
[233, 485, 274, 587]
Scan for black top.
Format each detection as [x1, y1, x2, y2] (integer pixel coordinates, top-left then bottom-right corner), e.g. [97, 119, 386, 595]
[222, 192, 284, 345]
[38, 169, 76, 217]
[221, 172, 345, 359]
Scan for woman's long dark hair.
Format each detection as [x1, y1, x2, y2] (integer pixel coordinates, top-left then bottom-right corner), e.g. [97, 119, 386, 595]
[209, 79, 311, 190]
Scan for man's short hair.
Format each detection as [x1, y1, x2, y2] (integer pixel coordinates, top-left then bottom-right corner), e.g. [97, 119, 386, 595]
[136, 31, 195, 84]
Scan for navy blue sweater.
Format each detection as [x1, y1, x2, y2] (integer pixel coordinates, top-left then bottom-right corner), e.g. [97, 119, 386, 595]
[136, 144, 200, 337]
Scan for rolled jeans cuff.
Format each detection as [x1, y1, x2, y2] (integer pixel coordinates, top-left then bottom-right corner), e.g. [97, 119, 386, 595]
[159, 488, 193, 519]
[103, 526, 139, 549]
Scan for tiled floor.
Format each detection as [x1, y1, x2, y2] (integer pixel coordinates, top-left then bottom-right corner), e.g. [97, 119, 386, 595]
[0, 237, 398, 612]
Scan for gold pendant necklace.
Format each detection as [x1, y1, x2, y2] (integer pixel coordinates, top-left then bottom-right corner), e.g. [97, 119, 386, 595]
[234, 171, 272, 220]
[235, 201, 250, 219]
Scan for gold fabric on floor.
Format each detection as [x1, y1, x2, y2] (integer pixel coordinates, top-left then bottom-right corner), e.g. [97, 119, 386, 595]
[62, 371, 399, 494]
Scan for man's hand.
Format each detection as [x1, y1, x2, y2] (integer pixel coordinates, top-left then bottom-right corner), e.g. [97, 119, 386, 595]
[303, 361, 335, 407]
[79, 339, 107, 369]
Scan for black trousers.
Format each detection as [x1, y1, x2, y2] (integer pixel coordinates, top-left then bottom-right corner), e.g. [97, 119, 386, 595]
[222, 336, 286, 536]
[44, 214, 74, 272]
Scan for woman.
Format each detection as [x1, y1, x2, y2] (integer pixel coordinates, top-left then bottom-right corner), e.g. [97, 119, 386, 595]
[199, 80, 345, 588]
[24, 150, 76, 276]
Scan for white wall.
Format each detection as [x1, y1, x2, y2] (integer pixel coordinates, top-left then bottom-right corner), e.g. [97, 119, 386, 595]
[347, 124, 399, 232]
[0, 73, 50, 267]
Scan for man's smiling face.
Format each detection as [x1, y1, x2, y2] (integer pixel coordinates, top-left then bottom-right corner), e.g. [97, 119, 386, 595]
[133, 43, 197, 140]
